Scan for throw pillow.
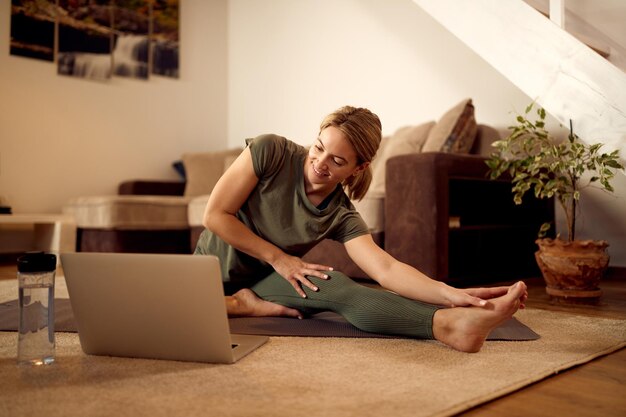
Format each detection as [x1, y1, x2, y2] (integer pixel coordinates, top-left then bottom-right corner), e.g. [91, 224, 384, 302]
[422, 98, 478, 153]
[171, 160, 186, 180]
[368, 121, 435, 198]
[182, 148, 243, 197]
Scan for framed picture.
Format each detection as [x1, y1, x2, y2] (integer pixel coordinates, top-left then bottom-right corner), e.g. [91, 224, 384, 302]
[57, 0, 113, 82]
[10, 0, 55, 62]
[152, 0, 179, 78]
[9, 0, 180, 82]
[113, 0, 150, 80]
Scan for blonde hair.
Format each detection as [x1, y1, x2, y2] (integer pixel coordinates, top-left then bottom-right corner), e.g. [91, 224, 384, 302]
[319, 106, 382, 201]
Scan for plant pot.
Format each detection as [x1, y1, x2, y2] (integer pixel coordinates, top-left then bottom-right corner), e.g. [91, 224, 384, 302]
[534, 238, 610, 304]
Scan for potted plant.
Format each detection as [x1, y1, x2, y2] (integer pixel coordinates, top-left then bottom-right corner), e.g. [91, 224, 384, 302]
[486, 103, 624, 303]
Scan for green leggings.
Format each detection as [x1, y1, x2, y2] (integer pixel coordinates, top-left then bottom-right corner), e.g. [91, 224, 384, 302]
[250, 270, 439, 339]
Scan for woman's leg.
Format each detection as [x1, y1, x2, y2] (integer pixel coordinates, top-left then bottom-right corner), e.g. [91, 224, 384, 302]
[250, 270, 439, 339]
[194, 231, 302, 318]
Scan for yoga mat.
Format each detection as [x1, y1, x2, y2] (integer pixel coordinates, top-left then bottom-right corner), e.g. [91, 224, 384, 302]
[0, 298, 539, 341]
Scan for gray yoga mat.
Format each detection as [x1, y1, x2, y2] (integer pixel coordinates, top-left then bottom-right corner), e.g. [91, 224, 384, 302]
[0, 298, 540, 341]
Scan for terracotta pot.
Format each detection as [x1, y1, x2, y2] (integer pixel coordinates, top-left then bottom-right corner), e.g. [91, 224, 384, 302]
[534, 238, 610, 304]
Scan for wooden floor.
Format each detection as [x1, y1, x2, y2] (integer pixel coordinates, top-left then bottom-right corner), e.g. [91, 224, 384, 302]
[462, 269, 626, 417]
[1, 260, 624, 416]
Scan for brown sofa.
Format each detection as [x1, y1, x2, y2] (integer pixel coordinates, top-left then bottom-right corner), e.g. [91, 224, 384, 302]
[65, 99, 554, 285]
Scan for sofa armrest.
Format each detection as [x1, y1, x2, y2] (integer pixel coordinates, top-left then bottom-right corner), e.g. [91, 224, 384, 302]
[118, 180, 186, 196]
[384, 152, 554, 284]
[384, 153, 489, 281]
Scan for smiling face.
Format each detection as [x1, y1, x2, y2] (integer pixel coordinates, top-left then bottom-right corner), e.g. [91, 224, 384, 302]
[304, 126, 368, 197]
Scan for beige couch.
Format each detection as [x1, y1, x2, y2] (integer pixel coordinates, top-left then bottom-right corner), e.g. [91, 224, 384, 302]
[64, 148, 242, 254]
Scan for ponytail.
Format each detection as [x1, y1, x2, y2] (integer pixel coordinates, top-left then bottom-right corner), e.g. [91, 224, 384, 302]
[342, 166, 373, 201]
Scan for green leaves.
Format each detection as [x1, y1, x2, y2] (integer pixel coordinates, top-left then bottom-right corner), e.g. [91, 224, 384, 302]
[538, 222, 552, 238]
[525, 102, 534, 113]
[485, 102, 624, 241]
[538, 107, 546, 119]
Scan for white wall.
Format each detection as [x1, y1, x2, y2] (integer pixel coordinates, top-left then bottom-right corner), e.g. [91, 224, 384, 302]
[228, 0, 541, 145]
[228, 0, 626, 266]
[0, 0, 228, 214]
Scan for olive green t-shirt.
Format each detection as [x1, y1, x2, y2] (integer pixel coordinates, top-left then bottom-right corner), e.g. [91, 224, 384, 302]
[196, 134, 369, 284]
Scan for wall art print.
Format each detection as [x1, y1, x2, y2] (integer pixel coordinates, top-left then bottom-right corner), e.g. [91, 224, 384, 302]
[113, 0, 150, 80]
[57, 0, 113, 81]
[9, 0, 180, 82]
[152, 0, 179, 78]
[10, 0, 56, 62]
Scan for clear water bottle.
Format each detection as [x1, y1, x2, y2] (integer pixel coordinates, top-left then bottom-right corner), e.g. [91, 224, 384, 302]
[17, 252, 57, 365]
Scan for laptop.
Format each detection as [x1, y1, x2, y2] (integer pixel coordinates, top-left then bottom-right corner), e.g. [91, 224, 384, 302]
[60, 252, 268, 364]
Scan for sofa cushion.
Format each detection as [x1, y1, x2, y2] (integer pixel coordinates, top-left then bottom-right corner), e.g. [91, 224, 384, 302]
[172, 160, 186, 180]
[422, 98, 478, 154]
[64, 195, 189, 230]
[470, 124, 503, 157]
[352, 193, 384, 234]
[182, 148, 243, 197]
[187, 194, 210, 227]
[368, 121, 435, 198]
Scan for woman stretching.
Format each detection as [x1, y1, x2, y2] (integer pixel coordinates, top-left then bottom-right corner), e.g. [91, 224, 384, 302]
[194, 106, 527, 353]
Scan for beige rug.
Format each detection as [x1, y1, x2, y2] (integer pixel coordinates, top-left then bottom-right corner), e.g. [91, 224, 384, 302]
[0, 280, 625, 417]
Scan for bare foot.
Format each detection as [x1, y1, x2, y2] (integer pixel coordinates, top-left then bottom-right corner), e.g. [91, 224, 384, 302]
[432, 281, 527, 353]
[226, 289, 303, 319]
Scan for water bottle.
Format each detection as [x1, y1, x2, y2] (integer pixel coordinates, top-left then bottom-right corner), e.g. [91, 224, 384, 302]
[17, 252, 57, 365]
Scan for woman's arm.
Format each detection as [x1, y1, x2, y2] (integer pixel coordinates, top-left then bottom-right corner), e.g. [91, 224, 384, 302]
[344, 235, 520, 307]
[203, 147, 331, 298]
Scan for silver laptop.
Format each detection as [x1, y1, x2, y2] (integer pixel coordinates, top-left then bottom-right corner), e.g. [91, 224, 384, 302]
[60, 252, 268, 364]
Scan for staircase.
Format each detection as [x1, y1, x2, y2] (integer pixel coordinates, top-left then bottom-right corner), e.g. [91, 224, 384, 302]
[413, 0, 626, 162]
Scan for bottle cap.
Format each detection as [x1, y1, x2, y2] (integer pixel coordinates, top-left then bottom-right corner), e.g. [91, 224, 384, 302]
[17, 252, 57, 273]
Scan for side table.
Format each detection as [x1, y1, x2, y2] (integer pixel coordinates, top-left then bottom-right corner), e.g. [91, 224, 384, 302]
[0, 214, 77, 264]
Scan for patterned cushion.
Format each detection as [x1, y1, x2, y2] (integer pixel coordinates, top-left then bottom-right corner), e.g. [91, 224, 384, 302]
[422, 98, 478, 154]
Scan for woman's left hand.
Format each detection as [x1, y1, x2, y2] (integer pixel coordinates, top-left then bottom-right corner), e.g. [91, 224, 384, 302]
[444, 284, 528, 308]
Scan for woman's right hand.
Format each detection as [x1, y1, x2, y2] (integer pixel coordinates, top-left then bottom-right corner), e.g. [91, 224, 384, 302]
[271, 253, 333, 298]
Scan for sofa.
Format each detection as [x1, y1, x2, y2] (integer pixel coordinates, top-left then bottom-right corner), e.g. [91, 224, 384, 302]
[64, 148, 242, 255]
[64, 99, 554, 285]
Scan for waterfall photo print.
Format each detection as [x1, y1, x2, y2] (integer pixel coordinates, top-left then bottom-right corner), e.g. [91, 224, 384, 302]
[9, 0, 180, 83]
[113, 0, 150, 80]
[57, 0, 113, 81]
[152, 0, 179, 78]
[10, 0, 55, 62]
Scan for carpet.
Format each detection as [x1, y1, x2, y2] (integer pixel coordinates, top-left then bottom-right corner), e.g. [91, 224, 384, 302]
[0, 299, 540, 341]
[0, 280, 625, 417]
